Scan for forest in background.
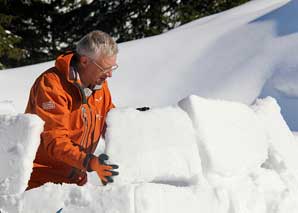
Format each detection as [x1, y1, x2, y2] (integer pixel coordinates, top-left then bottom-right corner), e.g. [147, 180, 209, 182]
[0, 0, 249, 69]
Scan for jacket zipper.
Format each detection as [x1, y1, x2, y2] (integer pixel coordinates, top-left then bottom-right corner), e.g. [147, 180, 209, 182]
[84, 104, 93, 149]
[68, 105, 89, 180]
[80, 106, 89, 148]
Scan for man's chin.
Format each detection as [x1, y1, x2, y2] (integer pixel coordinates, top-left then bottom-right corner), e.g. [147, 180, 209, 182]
[96, 79, 106, 85]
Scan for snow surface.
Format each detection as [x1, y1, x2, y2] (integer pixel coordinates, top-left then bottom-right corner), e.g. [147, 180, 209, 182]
[2, 94, 298, 213]
[178, 95, 268, 179]
[0, 114, 43, 212]
[105, 106, 201, 185]
[0, 114, 43, 195]
[252, 97, 298, 175]
[1, 0, 298, 212]
[0, 101, 16, 115]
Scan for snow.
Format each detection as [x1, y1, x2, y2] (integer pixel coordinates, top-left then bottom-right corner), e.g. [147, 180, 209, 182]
[0, 101, 16, 115]
[134, 184, 204, 213]
[2, 94, 298, 212]
[105, 106, 201, 185]
[23, 183, 135, 213]
[2, 0, 298, 132]
[178, 95, 268, 178]
[1, 0, 298, 212]
[252, 97, 298, 175]
[0, 114, 43, 195]
[0, 113, 44, 212]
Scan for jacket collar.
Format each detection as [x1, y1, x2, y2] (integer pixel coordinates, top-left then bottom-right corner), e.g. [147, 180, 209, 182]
[55, 52, 104, 92]
[55, 52, 78, 83]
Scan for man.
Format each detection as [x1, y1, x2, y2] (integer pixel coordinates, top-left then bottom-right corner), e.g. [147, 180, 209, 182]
[25, 30, 119, 190]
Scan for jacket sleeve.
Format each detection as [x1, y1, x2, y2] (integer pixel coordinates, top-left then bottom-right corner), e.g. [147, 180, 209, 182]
[31, 73, 88, 170]
[104, 81, 115, 112]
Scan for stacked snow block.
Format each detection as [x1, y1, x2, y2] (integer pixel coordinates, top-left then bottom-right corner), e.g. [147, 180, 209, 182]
[251, 97, 298, 211]
[23, 106, 205, 213]
[20, 95, 298, 213]
[176, 95, 298, 212]
[0, 114, 44, 213]
[178, 95, 268, 178]
[23, 183, 135, 213]
[133, 183, 227, 213]
[252, 97, 298, 175]
[103, 106, 205, 213]
[105, 106, 202, 185]
[23, 182, 225, 213]
[101, 98, 272, 213]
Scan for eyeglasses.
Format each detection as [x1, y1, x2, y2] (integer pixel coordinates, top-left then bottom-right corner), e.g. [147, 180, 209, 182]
[91, 59, 118, 74]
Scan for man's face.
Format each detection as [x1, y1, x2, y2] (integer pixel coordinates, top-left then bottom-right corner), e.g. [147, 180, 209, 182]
[81, 54, 117, 87]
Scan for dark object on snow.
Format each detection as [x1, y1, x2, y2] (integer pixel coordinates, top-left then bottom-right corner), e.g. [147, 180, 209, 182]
[136, 107, 150, 111]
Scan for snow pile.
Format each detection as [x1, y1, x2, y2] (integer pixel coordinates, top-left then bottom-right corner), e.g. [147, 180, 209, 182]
[105, 106, 201, 185]
[0, 101, 16, 115]
[178, 95, 268, 179]
[23, 183, 221, 213]
[23, 183, 135, 213]
[251, 97, 298, 212]
[23, 182, 223, 213]
[0, 95, 297, 212]
[0, 113, 44, 213]
[251, 168, 298, 213]
[1, 0, 298, 210]
[252, 97, 298, 175]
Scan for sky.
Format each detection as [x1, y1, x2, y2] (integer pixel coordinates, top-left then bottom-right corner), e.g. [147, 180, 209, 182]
[1, 0, 298, 212]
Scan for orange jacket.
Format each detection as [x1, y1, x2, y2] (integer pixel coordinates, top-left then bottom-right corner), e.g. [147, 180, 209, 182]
[25, 53, 114, 189]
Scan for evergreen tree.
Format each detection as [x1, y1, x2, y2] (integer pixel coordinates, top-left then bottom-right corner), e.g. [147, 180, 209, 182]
[0, 1, 24, 69]
[2, 0, 251, 69]
[5, 0, 79, 67]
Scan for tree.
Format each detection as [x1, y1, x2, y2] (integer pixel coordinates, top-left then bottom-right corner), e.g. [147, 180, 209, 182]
[5, 0, 80, 67]
[2, 0, 251, 69]
[0, 1, 24, 69]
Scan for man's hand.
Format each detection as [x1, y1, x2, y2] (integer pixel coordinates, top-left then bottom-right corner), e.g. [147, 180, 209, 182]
[88, 154, 119, 185]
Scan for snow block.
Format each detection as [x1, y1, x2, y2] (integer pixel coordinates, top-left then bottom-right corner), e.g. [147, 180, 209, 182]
[214, 175, 266, 213]
[105, 106, 202, 185]
[252, 97, 298, 173]
[0, 194, 23, 213]
[23, 183, 135, 213]
[0, 114, 44, 196]
[134, 183, 226, 213]
[23, 182, 224, 213]
[135, 183, 200, 213]
[252, 168, 290, 212]
[178, 95, 268, 177]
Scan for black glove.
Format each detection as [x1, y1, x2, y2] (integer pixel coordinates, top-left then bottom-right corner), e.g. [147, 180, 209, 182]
[136, 106, 150, 111]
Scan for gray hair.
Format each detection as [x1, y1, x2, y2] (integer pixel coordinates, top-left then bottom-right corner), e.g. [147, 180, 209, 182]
[76, 30, 118, 59]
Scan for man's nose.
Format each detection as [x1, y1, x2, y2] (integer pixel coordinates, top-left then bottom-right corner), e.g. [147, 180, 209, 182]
[105, 70, 112, 78]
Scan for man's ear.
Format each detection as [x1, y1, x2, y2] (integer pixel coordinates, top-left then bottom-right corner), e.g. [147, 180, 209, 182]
[79, 55, 89, 67]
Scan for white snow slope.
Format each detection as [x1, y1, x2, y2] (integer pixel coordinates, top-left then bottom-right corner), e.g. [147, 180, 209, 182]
[1, 0, 298, 212]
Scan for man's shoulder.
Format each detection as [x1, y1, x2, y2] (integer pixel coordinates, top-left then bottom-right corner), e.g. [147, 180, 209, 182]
[35, 67, 65, 86]
[29, 68, 70, 97]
